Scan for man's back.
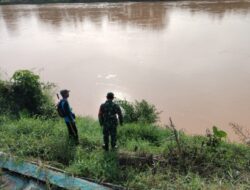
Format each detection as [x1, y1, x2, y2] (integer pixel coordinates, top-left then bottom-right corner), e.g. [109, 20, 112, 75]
[99, 100, 123, 126]
[99, 92, 123, 150]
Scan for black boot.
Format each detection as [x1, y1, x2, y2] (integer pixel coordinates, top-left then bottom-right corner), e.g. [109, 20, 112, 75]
[102, 144, 109, 151]
[111, 145, 118, 150]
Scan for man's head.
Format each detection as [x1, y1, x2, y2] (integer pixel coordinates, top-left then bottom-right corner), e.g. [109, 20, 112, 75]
[60, 89, 70, 99]
[106, 92, 114, 100]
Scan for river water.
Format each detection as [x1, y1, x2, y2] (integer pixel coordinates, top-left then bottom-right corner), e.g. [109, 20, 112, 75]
[0, 1, 250, 140]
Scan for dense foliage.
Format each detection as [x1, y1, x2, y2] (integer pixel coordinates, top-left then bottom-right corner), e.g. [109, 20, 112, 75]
[0, 70, 56, 117]
[115, 99, 160, 124]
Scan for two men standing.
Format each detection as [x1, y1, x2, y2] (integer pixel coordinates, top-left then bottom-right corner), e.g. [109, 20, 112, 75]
[98, 92, 123, 151]
[59, 90, 123, 151]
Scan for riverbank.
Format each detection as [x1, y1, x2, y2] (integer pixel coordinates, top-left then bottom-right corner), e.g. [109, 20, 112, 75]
[0, 0, 240, 5]
[1, 0, 173, 5]
[0, 115, 250, 189]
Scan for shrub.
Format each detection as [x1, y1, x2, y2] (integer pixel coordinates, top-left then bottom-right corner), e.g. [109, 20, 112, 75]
[115, 99, 160, 124]
[11, 70, 44, 115]
[0, 80, 13, 114]
[0, 70, 56, 117]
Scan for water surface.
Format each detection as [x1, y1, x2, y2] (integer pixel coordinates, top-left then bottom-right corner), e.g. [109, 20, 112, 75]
[1, 1, 250, 140]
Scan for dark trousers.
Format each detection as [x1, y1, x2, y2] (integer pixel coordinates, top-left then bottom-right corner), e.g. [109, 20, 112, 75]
[103, 125, 117, 149]
[66, 121, 79, 144]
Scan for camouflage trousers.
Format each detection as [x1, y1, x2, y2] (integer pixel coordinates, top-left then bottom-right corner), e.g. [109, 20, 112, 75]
[103, 124, 117, 150]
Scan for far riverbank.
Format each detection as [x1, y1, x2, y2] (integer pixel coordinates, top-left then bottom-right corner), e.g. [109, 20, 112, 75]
[1, 0, 245, 5]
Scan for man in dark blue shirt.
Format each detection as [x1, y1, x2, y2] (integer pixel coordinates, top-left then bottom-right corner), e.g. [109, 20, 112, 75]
[59, 89, 79, 145]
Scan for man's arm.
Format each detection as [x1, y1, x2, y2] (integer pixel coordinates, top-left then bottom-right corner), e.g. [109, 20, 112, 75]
[116, 105, 123, 126]
[63, 101, 74, 122]
[98, 105, 104, 126]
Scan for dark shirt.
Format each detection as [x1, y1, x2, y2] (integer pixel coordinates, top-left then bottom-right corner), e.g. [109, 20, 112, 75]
[98, 100, 123, 126]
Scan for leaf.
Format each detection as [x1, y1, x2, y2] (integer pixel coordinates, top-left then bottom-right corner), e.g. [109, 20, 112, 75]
[217, 130, 227, 138]
[212, 126, 218, 134]
[212, 126, 227, 138]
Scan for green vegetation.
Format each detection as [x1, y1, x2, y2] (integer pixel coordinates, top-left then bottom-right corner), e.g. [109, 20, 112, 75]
[0, 70, 250, 189]
[0, 116, 250, 189]
[0, 70, 56, 118]
[115, 99, 160, 124]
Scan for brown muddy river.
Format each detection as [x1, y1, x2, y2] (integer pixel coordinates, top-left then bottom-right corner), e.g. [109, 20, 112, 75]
[0, 1, 250, 140]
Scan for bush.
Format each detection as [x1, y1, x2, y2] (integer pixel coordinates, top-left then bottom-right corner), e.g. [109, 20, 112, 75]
[11, 70, 44, 114]
[0, 80, 13, 114]
[0, 70, 56, 117]
[115, 99, 160, 124]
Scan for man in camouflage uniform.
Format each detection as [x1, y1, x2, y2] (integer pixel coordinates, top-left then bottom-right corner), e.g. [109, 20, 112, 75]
[98, 92, 123, 151]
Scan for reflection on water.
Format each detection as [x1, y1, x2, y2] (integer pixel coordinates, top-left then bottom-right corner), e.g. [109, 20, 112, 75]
[0, 1, 250, 140]
[179, 0, 250, 15]
[0, 3, 169, 33]
[37, 3, 169, 30]
[0, 1, 250, 34]
[0, 6, 22, 35]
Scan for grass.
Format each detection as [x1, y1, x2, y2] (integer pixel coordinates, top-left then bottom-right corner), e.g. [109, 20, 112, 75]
[0, 115, 250, 189]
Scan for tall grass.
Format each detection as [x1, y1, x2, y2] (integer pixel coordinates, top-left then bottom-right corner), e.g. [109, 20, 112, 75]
[0, 115, 250, 189]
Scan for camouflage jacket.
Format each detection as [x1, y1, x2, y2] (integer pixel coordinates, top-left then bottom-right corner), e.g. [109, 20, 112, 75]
[98, 100, 123, 126]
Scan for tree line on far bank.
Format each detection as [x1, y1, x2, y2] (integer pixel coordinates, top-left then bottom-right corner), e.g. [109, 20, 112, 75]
[0, 0, 139, 4]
